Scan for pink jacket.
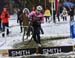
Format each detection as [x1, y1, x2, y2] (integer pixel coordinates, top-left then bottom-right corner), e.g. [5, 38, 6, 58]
[28, 11, 44, 22]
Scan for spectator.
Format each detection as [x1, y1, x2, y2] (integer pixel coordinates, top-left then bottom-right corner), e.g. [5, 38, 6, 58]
[1, 7, 10, 37]
[20, 8, 30, 41]
[44, 8, 51, 22]
[61, 7, 68, 21]
[69, 6, 74, 21]
[53, 9, 56, 23]
[17, 8, 23, 33]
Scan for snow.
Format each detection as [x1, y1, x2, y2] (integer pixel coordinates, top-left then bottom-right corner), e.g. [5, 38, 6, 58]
[43, 38, 75, 47]
[0, 15, 75, 57]
[0, 14, 75, 50]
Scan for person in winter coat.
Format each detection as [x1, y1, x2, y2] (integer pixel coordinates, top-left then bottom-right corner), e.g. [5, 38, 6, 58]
[17, 8, 21, 23]
[69, 6, 74, 21]
[44, 8, 51, 22]
[28, 9, 44, 47]
[20, 8, 30, 41]
[25, 6, 36, 40]
[28, 6, 44, 34]
[17, 8, 23, 33]
[1, 7, 10, 37]
[61, 7, 68, 21]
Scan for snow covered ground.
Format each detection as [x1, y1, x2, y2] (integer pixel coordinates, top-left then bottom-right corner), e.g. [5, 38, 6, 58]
[0, 14, 75, 50]
[0, 14, 75, 58]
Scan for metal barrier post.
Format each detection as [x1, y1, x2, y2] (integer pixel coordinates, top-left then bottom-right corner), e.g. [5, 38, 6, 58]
[5, 27, 7, 48]
[22, 26, 25, 42]
[5, 27, 7, 38]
